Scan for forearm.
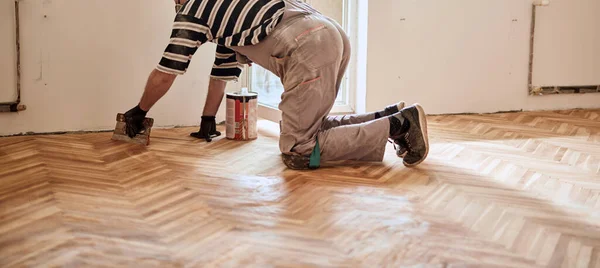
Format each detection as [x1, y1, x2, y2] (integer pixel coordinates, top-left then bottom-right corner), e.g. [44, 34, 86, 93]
[139, 69, 177, 111]
[202, 78, 227, 116]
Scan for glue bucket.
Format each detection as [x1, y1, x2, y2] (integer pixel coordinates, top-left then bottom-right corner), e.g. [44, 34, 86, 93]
[226, 88, 258, 141]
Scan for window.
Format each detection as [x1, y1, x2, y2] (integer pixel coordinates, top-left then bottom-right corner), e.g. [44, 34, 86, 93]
[245, 0, 361, 121]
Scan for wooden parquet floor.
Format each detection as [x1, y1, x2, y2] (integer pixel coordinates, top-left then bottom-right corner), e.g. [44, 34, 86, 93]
[1, 109, 600, 267]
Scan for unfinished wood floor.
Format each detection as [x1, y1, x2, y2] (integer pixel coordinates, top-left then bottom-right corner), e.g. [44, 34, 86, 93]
[1, 109, 600, 267]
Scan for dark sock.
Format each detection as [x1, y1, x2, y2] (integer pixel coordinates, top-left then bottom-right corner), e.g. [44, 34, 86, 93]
[388, 114, 406, 137]
[375, 104, 401, 119]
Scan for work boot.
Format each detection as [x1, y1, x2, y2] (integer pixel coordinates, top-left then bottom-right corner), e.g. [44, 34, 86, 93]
[375, 101, 406, 119]
[388, 104, 429, 167]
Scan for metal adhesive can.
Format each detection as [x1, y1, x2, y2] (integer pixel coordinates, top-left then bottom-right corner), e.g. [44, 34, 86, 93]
[226, 89, 258, 141]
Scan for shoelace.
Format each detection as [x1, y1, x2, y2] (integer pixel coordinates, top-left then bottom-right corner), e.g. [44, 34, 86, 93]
[389, 133, 411, 158]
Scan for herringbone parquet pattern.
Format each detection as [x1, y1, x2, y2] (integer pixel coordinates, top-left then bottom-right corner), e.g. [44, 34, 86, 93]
[1, 109, 599, 267]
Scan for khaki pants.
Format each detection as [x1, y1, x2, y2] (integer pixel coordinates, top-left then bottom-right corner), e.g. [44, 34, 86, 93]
[232, 0, 390, 162]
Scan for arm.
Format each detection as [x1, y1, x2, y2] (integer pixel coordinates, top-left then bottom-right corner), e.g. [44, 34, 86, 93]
[202, 78, 227, 116]
[190, 46, 244, 141]
[202, 46, 243, 116]
[137, 55, 232, 116]
[138, 13, 207, 111]
[124, 13, 207, 138]
[189, 78, 226, 141]
[202, 47, 253, 116]
[123, 68, 177, 138]
[139, 69, 177, 111]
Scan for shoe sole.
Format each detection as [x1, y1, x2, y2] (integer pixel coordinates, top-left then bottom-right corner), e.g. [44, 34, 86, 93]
[403, 103, 429, 167]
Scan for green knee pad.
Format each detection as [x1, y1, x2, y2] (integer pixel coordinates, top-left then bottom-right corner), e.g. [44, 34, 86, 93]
[309, 137, 321, 169]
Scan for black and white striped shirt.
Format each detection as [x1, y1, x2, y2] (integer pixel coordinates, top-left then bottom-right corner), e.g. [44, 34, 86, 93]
[157, 0, 286, 81]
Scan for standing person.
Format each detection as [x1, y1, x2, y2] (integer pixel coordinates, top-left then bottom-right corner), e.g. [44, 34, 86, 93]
[123, 0, 429, 169]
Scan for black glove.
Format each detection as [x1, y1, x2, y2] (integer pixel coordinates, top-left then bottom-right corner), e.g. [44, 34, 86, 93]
[124, 105, 148, 138]
[190, 116, 221, 142]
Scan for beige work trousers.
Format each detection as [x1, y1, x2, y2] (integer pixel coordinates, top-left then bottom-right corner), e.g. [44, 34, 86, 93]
[232, 0, 390, 162]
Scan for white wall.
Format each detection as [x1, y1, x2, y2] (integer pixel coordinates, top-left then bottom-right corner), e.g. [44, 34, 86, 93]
[0, 0, 240, 136]
[0, 0, 17, 103]
[3, 0, 600, 136]
[367, 0, 600, 114]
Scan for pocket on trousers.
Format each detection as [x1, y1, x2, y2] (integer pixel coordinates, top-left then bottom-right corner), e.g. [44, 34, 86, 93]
[295, 25, 340, 70]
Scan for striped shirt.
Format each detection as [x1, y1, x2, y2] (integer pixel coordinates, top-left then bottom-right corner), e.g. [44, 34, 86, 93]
[157, 0, 286, 81]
